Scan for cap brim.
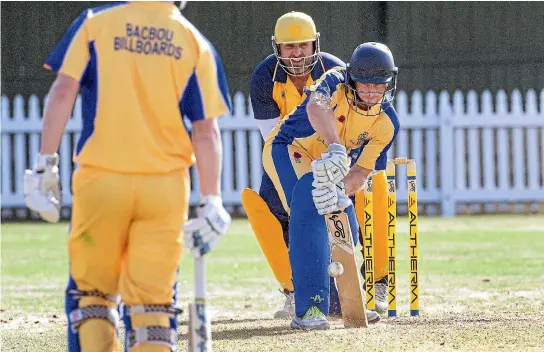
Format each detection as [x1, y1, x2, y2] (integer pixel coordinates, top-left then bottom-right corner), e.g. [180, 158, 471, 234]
[275, 38, 317, 44]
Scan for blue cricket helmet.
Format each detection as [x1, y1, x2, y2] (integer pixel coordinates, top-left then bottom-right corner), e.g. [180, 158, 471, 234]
[345, 42, 398, 115]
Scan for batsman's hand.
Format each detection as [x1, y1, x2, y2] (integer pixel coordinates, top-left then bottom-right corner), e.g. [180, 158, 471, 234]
[312, 180, 352, 215]
[183, 195, 231, 257]
[311, 143, 349, 185]
[23, 153, 61, 223]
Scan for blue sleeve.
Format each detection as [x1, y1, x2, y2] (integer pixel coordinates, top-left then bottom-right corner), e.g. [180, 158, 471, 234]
[375, 103, 400, 170]
[180, 40, 232, 122]
[180, 72, 205, 122]
[44, 10, 88, 72]
[304, 68, 346, 97]
[250, 65, 279, 120]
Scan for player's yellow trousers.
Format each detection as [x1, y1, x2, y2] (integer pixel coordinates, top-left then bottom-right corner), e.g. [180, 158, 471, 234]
[67, 166, 189, 352]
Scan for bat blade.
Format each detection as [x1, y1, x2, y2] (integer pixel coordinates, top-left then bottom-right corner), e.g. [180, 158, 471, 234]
[325, 211, 368, 328]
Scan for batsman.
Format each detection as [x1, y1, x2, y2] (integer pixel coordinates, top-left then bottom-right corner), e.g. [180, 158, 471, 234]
[24, 2, 232, 351]
[262, 42, 400, 330]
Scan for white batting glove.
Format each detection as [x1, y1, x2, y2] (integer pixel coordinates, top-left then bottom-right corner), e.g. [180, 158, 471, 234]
[311, 143, 349, 185]
[23, 153, 61, 223]
[183, 195, 231, 257]
[312, 181, 352, 215]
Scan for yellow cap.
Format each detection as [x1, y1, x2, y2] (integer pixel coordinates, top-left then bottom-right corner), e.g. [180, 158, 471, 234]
[273, 12, 317, 44]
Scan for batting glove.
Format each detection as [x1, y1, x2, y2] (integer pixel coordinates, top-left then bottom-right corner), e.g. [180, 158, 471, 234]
[312, 180, 352, 215]
[183, 195, 231, 257]
[23, 153, 61, 223]
[311, 143, 349, 185]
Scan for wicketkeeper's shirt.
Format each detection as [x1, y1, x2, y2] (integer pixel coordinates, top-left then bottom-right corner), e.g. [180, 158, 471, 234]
[250, 52, 345, 120]
[44, 2, 231, 174]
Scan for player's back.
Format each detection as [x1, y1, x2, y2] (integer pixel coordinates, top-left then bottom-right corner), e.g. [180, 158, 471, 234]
[45, 2, 231, 174]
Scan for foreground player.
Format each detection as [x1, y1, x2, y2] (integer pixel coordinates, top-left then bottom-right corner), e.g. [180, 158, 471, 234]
[263, 42, 400, 329]
[242, 11, 345, 319]
[24, 2, 231, 350]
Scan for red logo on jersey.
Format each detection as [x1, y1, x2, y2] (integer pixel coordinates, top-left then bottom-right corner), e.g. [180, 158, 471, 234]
[338, 115, 345, 122]
[293, 152, 302, 163]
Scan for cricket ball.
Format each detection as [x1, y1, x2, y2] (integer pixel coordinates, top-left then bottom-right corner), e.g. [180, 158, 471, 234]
[328, 261, 344, 277]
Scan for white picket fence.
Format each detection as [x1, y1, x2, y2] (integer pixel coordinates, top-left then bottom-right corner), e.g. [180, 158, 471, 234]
[1, 89, 544, 217]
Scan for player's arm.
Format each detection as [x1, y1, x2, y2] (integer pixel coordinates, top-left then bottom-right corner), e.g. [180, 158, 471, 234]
[343, 166, 373, 196]
[40, 74, 80, 154]
[306, 69, 345, 145]
[24, 10, 90, 223]
[192, 119, 222, 196]
[41, 9, 90, 154]
[307, 70, 351, 189]
[23, 73, 78, 224]
[306, 72, 343, 145]
[250, 65, 280, 140]
[307, 92, 341, 145]
[182, 35, 233, 257]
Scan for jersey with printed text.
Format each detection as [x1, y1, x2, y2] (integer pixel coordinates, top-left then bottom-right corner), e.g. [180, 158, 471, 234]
[44, 2, 231, 173]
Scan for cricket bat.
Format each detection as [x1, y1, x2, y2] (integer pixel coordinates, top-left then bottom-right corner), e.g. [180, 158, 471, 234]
[188, 256, 212, 351]
[325, 211, 368, 328]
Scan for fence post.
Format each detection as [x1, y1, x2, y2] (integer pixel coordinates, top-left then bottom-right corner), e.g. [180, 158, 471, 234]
[439, 91, 455, 216]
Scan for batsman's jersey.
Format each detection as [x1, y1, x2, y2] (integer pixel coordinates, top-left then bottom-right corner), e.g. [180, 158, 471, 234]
[44, 2, 231, 174]
[250, 53, 345, 123]
[267, 67, 399, 171]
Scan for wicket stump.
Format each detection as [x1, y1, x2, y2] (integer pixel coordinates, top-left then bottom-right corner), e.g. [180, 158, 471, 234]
[363, 157, 420, 317]
[362, 175, 375, 312]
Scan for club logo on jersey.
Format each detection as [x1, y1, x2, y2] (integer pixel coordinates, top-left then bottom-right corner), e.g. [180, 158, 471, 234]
[281, 91, 286, 99]
[350, 132, 369, 147]
[337, 115, 345, 123]
[293, 152, 302, 163]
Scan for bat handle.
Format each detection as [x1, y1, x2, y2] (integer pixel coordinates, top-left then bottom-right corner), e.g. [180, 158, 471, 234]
[194, 256, 206, 300]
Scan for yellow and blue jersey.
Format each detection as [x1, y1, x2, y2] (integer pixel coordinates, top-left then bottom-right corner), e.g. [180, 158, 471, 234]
[44, 2, 232, 174]
[250, 52, 345, 121]
[268, 67, 399, 171]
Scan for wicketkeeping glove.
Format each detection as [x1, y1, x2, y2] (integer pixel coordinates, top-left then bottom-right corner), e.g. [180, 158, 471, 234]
[183, 195, 231, 257]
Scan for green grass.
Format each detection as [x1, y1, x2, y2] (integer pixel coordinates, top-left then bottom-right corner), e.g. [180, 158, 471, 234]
[2, 216, 544, 351]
